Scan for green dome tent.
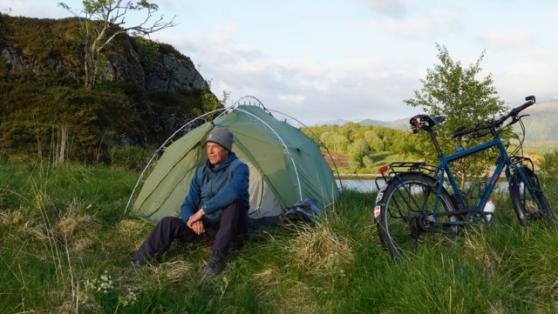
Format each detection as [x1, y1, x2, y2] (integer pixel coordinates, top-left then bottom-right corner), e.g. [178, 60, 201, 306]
[127, 97, 339, 224]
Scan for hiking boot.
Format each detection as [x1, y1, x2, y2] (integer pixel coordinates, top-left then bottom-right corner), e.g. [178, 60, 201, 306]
[203, 254, 225, 277]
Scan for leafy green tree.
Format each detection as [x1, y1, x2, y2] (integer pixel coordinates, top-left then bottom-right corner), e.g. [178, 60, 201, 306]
[376, 130, 388, 151]
[340, 123, 359, 143]
[348, 139, 370, 170]
[362, 155, 375, 169]
[59, 0, 175, 89]
[318, 131, 332, 148]
[329, 133, 350, 153]
[364, 130, 382, 152]
[405, 44, 506, 186]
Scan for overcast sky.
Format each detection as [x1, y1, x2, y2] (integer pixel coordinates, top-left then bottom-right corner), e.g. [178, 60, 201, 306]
[2, 0, 558, 125]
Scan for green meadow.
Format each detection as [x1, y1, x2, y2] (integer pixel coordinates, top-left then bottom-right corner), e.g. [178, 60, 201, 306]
[1, 162, 558, 313]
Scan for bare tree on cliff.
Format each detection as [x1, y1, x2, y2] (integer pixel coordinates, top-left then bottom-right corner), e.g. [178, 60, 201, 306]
[59, 0, 175, 89]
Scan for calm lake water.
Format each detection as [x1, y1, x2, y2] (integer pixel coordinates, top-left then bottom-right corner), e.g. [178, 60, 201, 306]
[337, 179, 509, 193]
[337, 179, 384, 193]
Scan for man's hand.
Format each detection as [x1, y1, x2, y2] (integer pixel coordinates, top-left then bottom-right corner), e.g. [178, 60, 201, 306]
[187, 209, 205, 235]
[188, 220, 205, 235]
[188, 209, 205, 224]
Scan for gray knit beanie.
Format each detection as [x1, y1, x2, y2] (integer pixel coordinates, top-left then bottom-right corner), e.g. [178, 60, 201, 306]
[205, 127, 234, 151]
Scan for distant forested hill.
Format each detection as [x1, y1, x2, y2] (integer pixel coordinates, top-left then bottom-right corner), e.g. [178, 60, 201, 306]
[358, 100, 558, 141]
[359, 117, 408, 130]
[304, 123, 421, 173]
[357, 100, 558, 153]
[307, 99, 558, 174]
[520, 101, 558, 141]
[0, 14, 220, 164]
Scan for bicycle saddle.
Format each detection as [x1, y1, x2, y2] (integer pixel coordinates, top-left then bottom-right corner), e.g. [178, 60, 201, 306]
[410, 115, 445, 132]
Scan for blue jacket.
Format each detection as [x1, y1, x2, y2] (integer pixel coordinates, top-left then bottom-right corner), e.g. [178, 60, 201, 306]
[179, 152, 250, 223]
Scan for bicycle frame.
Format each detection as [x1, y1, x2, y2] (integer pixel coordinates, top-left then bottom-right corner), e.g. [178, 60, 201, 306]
[375, 97, 552, 259]
[430, 134, 535, 225]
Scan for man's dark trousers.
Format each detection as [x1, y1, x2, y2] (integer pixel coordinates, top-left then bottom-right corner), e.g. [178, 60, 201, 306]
[133, 201, 248, 265]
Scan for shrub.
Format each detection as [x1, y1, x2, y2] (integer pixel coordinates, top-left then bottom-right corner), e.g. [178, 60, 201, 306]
[539, 149, 558, 179]
[109, 146, 147, 170]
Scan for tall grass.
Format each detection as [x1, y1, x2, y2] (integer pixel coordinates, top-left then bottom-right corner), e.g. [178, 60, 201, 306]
[1, 162, 558, 313]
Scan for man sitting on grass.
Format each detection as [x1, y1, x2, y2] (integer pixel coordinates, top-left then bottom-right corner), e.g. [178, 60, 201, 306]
[133, 127, 250, 276]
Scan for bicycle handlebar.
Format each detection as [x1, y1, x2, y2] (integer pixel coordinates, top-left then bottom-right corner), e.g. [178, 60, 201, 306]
[510, 95, 536, 116]
[451, 95, 536, 139]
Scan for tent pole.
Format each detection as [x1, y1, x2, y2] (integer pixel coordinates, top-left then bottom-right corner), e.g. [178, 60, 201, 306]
[233, 108, 304, 202]
[267, 109, 343, 192]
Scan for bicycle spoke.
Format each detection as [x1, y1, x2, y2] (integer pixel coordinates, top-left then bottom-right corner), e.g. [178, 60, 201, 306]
[510, 166, 556, 227]
[389, 185, 418, 219]
[376, 174, 457, 259]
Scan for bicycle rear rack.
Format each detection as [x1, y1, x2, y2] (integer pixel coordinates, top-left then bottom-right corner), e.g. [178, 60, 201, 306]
[375, 162, 440, 192]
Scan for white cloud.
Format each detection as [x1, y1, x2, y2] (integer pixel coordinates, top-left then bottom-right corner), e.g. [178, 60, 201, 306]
[478, 32, 558, 102]
[160, 20, 558, 125]
[375, 10, 460, 40]
[494, 60, 558, 103]
[1, 0, 68, 18]
[478, 30, 535, 50]
[363, 0, 407, 17]
[279, 94, 306, 105]
[153, 25, 426, 124]
[155, 0, 182, 8]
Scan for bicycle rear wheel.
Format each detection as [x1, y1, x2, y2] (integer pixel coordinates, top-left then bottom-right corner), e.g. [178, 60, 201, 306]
[509, 166, 556, 227]
[374, 173, 457, 259]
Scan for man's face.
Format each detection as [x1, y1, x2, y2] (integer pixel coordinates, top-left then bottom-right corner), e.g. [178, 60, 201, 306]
[206, 142, 229, 165]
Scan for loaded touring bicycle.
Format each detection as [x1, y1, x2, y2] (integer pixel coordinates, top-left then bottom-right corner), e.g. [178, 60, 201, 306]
[373, 96, 556, 258]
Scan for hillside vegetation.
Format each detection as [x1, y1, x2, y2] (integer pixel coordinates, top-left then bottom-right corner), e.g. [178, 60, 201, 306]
[1, 161, 558, 313]
[307, 115, 555, 175]
[304, 123, 421, 174]
[0, 14, 220, 164]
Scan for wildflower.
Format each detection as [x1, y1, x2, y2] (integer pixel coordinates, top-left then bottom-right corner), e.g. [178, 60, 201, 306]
[84, 271, 114, 294]
[118, 289, 138, 306]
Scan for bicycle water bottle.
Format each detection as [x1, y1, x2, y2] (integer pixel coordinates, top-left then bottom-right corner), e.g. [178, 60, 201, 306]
[484, 197, 495, 223]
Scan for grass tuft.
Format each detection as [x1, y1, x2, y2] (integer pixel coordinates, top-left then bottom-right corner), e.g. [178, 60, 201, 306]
[0, 209, 24, 225]
[288, 221, 353, 274]
[151, 260, 193, 284]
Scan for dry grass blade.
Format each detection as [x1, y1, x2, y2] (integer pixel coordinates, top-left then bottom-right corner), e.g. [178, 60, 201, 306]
[0, 210, 25, 225]
[118, 218, 148, 238]
[151, 260, 192, 284]
[57, 214, 96, 239]
[288, 222, 353, 273]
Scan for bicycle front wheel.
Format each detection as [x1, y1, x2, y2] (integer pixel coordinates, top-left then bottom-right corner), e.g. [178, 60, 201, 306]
[509, 166, 556, 227]
[374, 173, 457, 259]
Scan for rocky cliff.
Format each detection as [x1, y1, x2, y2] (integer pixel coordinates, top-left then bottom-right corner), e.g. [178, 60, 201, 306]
[0, 14, 220, 165]
[0, 14, 207, 92]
